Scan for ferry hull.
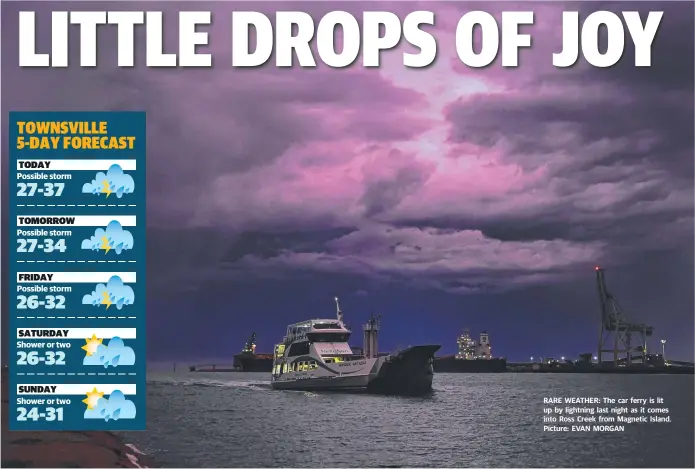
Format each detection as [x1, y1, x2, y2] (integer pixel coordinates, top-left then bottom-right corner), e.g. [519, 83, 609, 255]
[271, 374, 372, 391]
[271, 345, 441, 396]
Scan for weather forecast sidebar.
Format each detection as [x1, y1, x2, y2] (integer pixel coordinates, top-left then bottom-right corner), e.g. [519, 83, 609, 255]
[8, 112, 146, 431]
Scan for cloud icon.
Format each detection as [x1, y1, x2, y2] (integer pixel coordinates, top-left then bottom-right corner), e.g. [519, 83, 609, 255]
[82, 164, 135, 199]
[80, 220, 134, 255]
[82, 275, 135, 310]
[84, 390, 137, 421]
[83, 337, 136, 368]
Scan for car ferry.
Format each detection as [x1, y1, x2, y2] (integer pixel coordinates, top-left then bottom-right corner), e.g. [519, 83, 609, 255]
[271, 298, 441, 395]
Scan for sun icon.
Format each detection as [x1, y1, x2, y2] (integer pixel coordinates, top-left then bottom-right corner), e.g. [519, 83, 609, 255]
[82, 387, 104, 410]
[81, 334, 103, 356]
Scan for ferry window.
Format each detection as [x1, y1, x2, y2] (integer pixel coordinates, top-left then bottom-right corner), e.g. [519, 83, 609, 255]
[307, 333, 350, 343]
[312, 323, 342, 330]
[287, 342, 311, 357]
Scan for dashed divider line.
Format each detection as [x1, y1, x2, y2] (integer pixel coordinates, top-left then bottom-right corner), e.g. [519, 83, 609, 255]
[16, 204, 137, 207]
[17, 372, 137, 376]
[17, 316, 137, 319]
[16, 260, 136, 263]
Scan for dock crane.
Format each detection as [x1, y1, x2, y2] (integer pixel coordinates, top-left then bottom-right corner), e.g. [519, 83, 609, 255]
[595, 266, 654, 366]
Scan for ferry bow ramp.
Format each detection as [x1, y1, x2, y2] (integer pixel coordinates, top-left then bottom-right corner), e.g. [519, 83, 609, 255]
[367, 344, 442, 395]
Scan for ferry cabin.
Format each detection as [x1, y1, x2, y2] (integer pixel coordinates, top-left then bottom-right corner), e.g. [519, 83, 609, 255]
[272, 319, 362, 377]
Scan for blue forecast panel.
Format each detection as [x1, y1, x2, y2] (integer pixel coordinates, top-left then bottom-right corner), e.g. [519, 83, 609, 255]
[8, 112, 146, 431]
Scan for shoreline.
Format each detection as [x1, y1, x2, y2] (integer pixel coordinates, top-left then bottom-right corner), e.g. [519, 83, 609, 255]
[2, 370, 160, 468]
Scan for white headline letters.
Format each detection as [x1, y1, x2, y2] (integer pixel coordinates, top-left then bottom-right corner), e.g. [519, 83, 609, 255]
[18, 10, 664, 68]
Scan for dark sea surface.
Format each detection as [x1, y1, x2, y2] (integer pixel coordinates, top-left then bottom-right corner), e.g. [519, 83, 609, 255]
[122, 372, 694, 468]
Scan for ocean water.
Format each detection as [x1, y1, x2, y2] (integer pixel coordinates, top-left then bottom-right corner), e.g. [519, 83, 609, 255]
[122, 372, 694, 468]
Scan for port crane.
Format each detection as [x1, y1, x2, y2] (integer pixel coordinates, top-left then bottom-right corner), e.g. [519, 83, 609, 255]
[595, 267, 654, 366]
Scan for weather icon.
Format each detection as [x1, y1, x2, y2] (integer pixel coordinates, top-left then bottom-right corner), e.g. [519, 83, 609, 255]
[81, 220, 134, 255]
[82, 275, 134, 310]
[82, 164, 135, 199]
[81, 334, 103, 356]
[83, 336, 136, 368]
[83, 388, 136, 422]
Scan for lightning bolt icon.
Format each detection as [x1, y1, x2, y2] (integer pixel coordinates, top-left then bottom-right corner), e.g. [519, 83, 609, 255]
[100, 180, 112, 198]
[100, 236, 111, 254]
[101, 291, 112, 309]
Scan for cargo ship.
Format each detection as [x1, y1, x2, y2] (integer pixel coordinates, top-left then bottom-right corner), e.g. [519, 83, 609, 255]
[189, 332, 273, 372]
[433, 329, 507, 373]
[232, 332, 274, 372]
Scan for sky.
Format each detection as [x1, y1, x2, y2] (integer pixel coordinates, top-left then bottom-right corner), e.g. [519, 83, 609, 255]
[2, 1, 693, 363]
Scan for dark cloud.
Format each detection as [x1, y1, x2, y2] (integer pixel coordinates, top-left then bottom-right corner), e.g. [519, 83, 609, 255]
[1, 1, 692, 360]
[360, 149, 435, 217]
[441, 1, 693, 263]
[221, 228, 356, 263]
